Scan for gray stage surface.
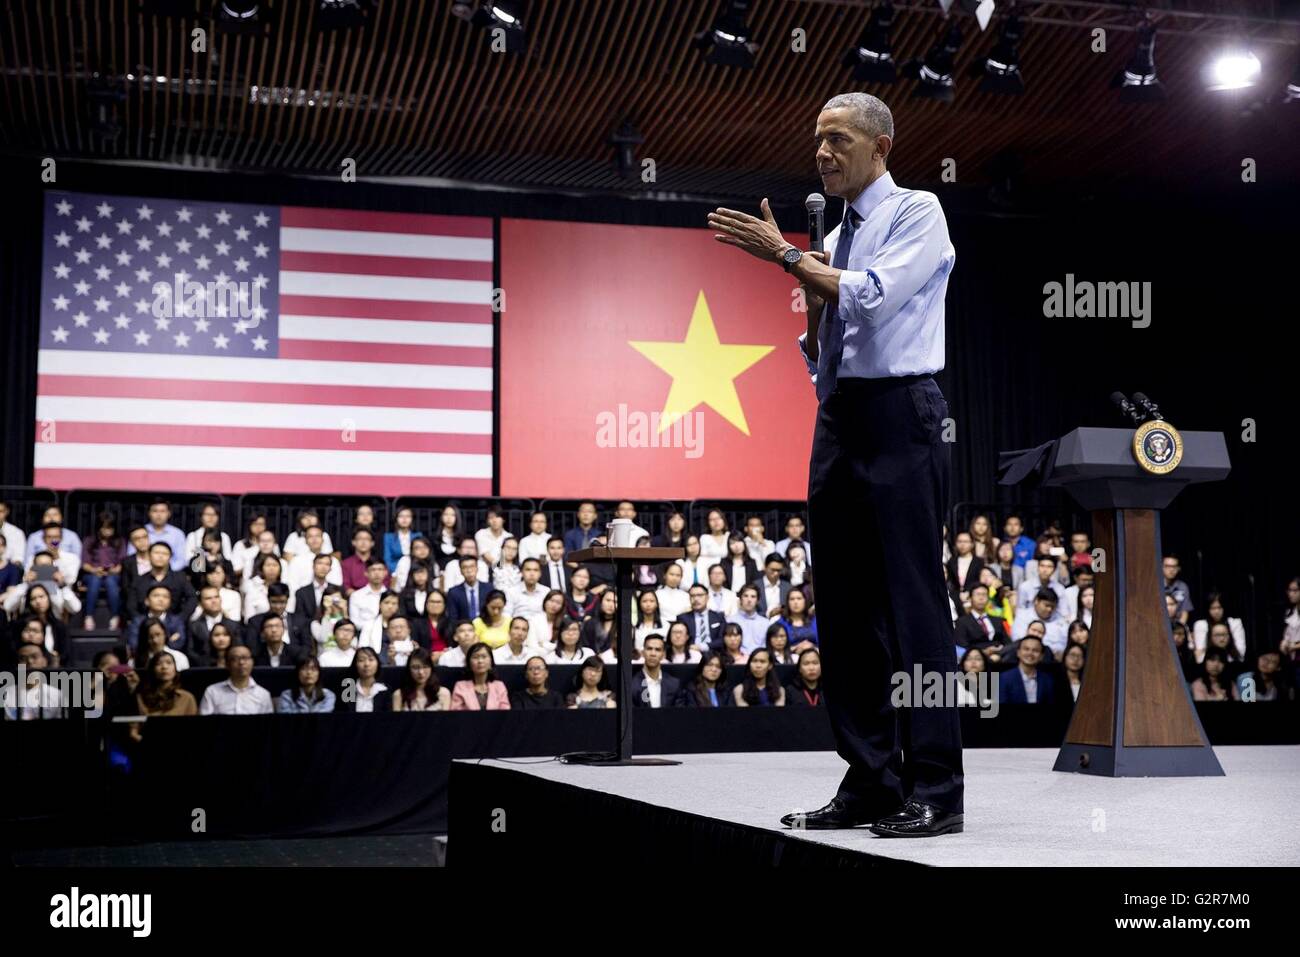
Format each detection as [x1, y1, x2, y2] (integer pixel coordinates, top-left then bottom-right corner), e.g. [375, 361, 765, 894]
[473, 747, 1300, 866]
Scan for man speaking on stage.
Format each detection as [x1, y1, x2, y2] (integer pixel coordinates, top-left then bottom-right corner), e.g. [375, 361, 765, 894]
[708, 93, 964, 837]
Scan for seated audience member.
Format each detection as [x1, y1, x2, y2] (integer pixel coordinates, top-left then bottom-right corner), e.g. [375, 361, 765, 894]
[492, 617, 534, 664]
[580, 589, 619, 654]
[734, 648, 785, 706]
[1190, 649, 1240, 701]
[392, 649, 450, 711]
[230, 514, 268, 584]
[654, 562, 690, 620]
[23, 505, 82, 565]
[134, 618, 191, 672]
[698, 508, 731, 563]
[651, 509, 688, 550]
[956, 647, 990, 708]
[775, 513, 812, 565]
[705, 563, 739, 618]
[352, 503, 377, 536]
[954, 583, 1009, 663]
[474, 505, 514, 566]
[1201, 620, 1245, 681]
[136, 651, 198, 718]
[630, 635, 680, 708]
[241, 550, 286, 621]
[1010, 588, 1068, 658]
[246, 582, 300, 649]
[490, 536, 523, 593]
[785, 648, 824, 708]
[723, 534, 760, 594]
[393, 537, 435, 592]
[545, 618, 594, 665]
[1162, 554, 1194, 626]
[507, 557, 551, 620]
[719, 622, 748, 666]
[203, 622, 239, 669]
[437, 620, 480, 668]
[334, 647, 390, 713]
[510, 656, 566, 709]
[198, 563, 242, 622]
[472, 590, 511, 649]
[946, 530, 986, 607]
[412, 590, 451, 660]
[540, 536, 569, 592]
[525, 589, 566, 654]
[126, 585, 186, 653]
[1000, 633, 1056, 704]
[778, 586, 818, 654]
[3, 643, 67, 719]
[677, 652, 730, 708]
[397, 562, 433, 623]
[184, 502, 231, 563]
[1236, 650, 1294, 702]
[289, 548, 339, 617]
[756, 554, 790, 618]
[383, 506, 424, 573]
[9, 586, 71, 666]
[0, 501, 25, 564]
[446, 554, 493, 622]
[1062, 642, 1086, 702]
[129, 499, 187, 571]
[348, 558, 391, 629]
[200, 645, 272, 715]
[664, 621, 701, 664]
[766, 622, 796, 664]
[311, 586, 350, 652]
[785, 542, 811, 587]
[566, 657, 616, 709]
[562, 501, 600, 555]
[189, 530, 236, 592]
[440, 537, 490, 591]
[341, 526, 386, 595]
[317, 618, 359, 668]
[252, 616, 305, 668]
[0, 533, 22, 606]
[282, 508, 333, 563]
[728, 584, 768, 654]
[451, 642, 511, 710]
[384, 615, 419, 668]
[675, 534, 707, 591]
[188, 585, 243, 662]
[517, 511, 552, 563]
[1017, 555, 1069, 618]
[632, 589, 667, 651]
[92, 649, 136, 729]
[1169, 621, 1203, 680]
[677, 583, 726, 653]
[1066, 620, 1089, 650]
[239, 528, 282, 584]
[13, 548, 82, 619]
[741, 514, 776, 568]
[277, 657, 336, 713]
[81, 511, 127, 630]
[563, 565, 597, 620]
[359, 591, 401, 658]
[968, 513, 999, 561]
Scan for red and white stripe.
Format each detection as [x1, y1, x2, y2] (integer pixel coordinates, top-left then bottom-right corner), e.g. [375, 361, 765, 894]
[34, 207, 495, 496]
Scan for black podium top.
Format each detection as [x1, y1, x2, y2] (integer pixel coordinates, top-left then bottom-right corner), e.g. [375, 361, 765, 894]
[1044, 427, 1231, 510]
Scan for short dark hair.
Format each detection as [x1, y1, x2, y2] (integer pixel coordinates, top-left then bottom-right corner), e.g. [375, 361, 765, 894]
[521, 557, 542, 570]
[642, 634, 666, 649]
[764, 553, 785, 567]
[1035, 587, 1058, 604]
[366, 557, 388, 570]
[148, 540, 172, 554]
[267, 582, 291, 599]
[147, 584, 173, 598]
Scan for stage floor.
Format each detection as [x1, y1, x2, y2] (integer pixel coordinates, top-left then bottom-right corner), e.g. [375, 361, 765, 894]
[468, 747, 1300, 867]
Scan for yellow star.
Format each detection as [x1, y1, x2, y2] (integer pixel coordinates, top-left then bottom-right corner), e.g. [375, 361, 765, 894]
[629, 290, 774, 436]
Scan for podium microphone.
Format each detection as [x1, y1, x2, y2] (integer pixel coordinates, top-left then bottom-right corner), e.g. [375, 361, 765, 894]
[1110, 391, 1145, 425]
[1131, 392, 1164, 423]
[806, 193, 826, 253]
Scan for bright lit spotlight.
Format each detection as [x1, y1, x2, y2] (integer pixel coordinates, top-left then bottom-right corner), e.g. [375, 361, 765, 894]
[693, 1, 760, 69]
[1207, 50, 1261, 91]
[1112, 19, 1163, 102]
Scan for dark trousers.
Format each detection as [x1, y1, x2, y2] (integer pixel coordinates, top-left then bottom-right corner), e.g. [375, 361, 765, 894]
[807, 373, 964, 814]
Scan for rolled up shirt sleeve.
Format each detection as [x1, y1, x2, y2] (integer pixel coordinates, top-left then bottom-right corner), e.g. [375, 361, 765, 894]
[796, 331, 818, 383]
[837, 196, 948, 329]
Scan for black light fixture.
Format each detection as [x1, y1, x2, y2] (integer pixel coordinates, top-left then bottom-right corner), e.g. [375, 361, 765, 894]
[693, 1, 759, 69]
[842, 1, 897, 83]
[903, 22, 963, 102]
[975, 8, 1024, 94]
[1112, 18, 1164, 102]
[610, 120, 645, 180]
[452, 1, 527, 54]
[216, 0, 264, 35]
[317, 0, 378, 30]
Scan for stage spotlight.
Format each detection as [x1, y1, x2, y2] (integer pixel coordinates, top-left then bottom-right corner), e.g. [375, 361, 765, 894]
[842, 1, 897, 83]
[1286, 55, 1300, 103]
[217, 0, 258, 21]
[693, 1, 759, 69]
[451, 1, 527, 54]
[903, 22, 963, 103]
[1112, 19, 1164, 102]
[1206, 47, 1261, 92]
[975, 9, 1024, 94]
[610, 120, 645, 180]
[317, 0, 377, 30]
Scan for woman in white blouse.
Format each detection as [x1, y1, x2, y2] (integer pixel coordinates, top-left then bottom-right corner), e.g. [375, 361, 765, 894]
[698, 509, 731, 564]
[786, 542, 810, 586]
[526, 589, 566, 654]
[544, 618, 594, 665]
[184, 502, 232, 562]
[675, 534, 707, 590]
[633, 589, 667, 652]
[491, 537, 523, 593]
[241, 552, 286, 621]
[1191, 591, 1247, 663]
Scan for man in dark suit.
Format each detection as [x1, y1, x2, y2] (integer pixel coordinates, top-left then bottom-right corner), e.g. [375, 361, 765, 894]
[246, 583, 305, 650]
[188, 585, 244, 664]
[447, 555, 493, 622]
[129, 541, 197, 621]
[998, 634, 1056, 704]
[541, 537, 569, 592]
[676, 584, 726, 653]
[629, 636, 682, 707]
[953, 584, 1008, 662]
[250, 616, 306, 668]
[756, 553, 793, 617]
[291, 554, 333, 636]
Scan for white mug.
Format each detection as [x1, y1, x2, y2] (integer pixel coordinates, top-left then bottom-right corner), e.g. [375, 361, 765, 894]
[606, 519, 637, 548]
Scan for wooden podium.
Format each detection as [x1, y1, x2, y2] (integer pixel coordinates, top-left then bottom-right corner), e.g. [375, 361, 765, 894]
[1039, 427, 1231, 776]
[567, 546, 684, 765]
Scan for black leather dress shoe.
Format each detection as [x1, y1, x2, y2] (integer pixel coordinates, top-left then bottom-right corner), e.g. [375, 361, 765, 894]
[868, 799, 964, 837]
[780, 797, 894, 830]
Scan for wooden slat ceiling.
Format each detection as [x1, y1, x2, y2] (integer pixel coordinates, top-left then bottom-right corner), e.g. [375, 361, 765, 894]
[1, 0, 1297, 201]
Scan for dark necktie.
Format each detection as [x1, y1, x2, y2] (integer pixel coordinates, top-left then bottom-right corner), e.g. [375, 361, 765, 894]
[468, 585, 478, 619]
[816, 207, 862, 403]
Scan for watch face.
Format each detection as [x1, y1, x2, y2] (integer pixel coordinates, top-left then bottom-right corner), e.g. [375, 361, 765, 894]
[783, 247, 802, 265]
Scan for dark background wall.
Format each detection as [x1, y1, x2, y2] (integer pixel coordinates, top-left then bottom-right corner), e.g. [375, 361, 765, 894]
[1, 153, 1294, 641]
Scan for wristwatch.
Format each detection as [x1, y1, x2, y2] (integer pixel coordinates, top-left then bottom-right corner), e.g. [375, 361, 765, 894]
[780, 245, 803, 273]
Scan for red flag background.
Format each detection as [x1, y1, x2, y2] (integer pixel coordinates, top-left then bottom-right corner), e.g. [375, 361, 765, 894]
[500, 217, 816, 499]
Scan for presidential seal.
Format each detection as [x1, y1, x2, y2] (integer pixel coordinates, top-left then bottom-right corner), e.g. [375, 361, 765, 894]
[1133, 419, 1182, 474]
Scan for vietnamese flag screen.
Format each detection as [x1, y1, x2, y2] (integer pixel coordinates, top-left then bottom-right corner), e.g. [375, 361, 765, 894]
[499, 217, 817, 500]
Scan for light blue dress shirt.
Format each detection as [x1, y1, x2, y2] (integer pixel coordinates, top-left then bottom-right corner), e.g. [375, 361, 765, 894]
[798, 171, 955, 385]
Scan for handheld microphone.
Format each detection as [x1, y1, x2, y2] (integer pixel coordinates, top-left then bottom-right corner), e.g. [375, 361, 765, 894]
[1110, 391, 1144, 425]
[1131, 392, 1163, 422]
[806, 193, 826, 254]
